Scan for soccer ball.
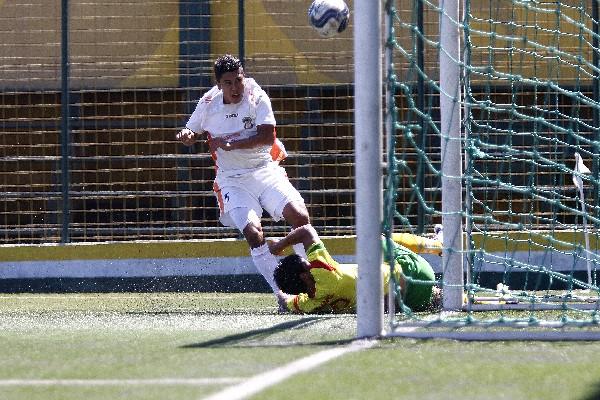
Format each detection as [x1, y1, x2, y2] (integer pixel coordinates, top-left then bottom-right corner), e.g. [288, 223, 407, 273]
[308, 0, 350, 38]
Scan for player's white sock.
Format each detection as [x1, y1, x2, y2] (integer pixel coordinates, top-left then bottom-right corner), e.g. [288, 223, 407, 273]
[250, 243, 279, 294]
[292, 242, 307, 259]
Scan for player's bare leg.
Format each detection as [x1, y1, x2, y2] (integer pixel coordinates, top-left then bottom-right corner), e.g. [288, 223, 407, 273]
[282, 201, 309, 229]
[282, 201, 310, 258]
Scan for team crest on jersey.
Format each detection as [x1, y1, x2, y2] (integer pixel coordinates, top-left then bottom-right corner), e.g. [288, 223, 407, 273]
[242, 116, 254, 130]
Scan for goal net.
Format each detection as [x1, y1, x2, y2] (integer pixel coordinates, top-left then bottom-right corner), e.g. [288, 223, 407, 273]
[365, 0, 600, 339]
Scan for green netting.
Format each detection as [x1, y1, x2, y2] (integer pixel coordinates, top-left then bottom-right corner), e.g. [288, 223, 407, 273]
[384, 0, 600, 337]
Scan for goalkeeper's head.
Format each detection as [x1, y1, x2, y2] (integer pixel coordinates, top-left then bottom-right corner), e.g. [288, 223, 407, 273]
[274, 254, 311, 295]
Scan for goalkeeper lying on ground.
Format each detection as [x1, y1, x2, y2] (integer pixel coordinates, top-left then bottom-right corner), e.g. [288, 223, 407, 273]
[269, 224, 442, 313]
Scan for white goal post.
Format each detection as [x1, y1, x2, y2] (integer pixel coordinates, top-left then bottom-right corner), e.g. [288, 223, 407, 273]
[354, 0, 384, 338]
[355, 0, 464, 337]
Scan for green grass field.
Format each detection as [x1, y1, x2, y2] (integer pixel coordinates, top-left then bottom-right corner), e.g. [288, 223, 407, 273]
[1, 292, 599, 400]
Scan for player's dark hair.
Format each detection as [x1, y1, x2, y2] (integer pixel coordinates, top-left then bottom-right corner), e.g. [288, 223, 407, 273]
[274, 254, 307, 295]
[214, 54, 243, 81]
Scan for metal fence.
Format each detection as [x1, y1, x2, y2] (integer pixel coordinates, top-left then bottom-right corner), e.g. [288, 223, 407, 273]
[1, 0, 361, 244]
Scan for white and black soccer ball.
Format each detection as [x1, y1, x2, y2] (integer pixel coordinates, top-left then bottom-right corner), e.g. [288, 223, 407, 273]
[308, 0, 350, 38]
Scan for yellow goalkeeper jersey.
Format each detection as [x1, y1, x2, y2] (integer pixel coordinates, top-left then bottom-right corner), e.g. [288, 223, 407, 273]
[286, 241, 357, 313]
[286, 239, 435, 314]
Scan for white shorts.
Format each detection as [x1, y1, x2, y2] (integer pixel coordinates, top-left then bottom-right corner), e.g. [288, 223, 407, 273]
[213, 164, 305, 230]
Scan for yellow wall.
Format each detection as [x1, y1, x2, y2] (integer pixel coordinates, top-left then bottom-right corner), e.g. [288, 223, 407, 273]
[0, 0, 180, 89]
[210, 0, 353, 85]
[1, 0, 595, 89]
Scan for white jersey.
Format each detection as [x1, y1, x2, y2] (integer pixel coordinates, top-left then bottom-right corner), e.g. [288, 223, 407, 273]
[185, 78, 286, 176]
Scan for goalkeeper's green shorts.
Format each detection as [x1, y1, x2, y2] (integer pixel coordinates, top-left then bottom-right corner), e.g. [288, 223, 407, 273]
[386, 240, 436, 311]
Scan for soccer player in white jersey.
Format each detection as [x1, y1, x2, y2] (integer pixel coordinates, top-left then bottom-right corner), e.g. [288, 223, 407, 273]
[177, 54, 310, 303]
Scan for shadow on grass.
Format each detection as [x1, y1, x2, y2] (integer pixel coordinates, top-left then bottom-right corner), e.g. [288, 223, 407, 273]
[180, 317, 354, 348]
[580, 381, 600, 400]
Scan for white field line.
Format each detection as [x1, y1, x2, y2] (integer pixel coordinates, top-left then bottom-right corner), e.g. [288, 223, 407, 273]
[0, 294, 267, 300]
[201, 339, 377, 400]
[0, 378, 243, 386]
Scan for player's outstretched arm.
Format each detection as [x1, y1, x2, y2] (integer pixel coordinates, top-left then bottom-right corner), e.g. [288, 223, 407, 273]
[391, 232, 442, 256]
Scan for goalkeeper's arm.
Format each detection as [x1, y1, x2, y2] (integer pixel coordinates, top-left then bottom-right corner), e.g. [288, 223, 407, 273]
[268, 224, 319, 256]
